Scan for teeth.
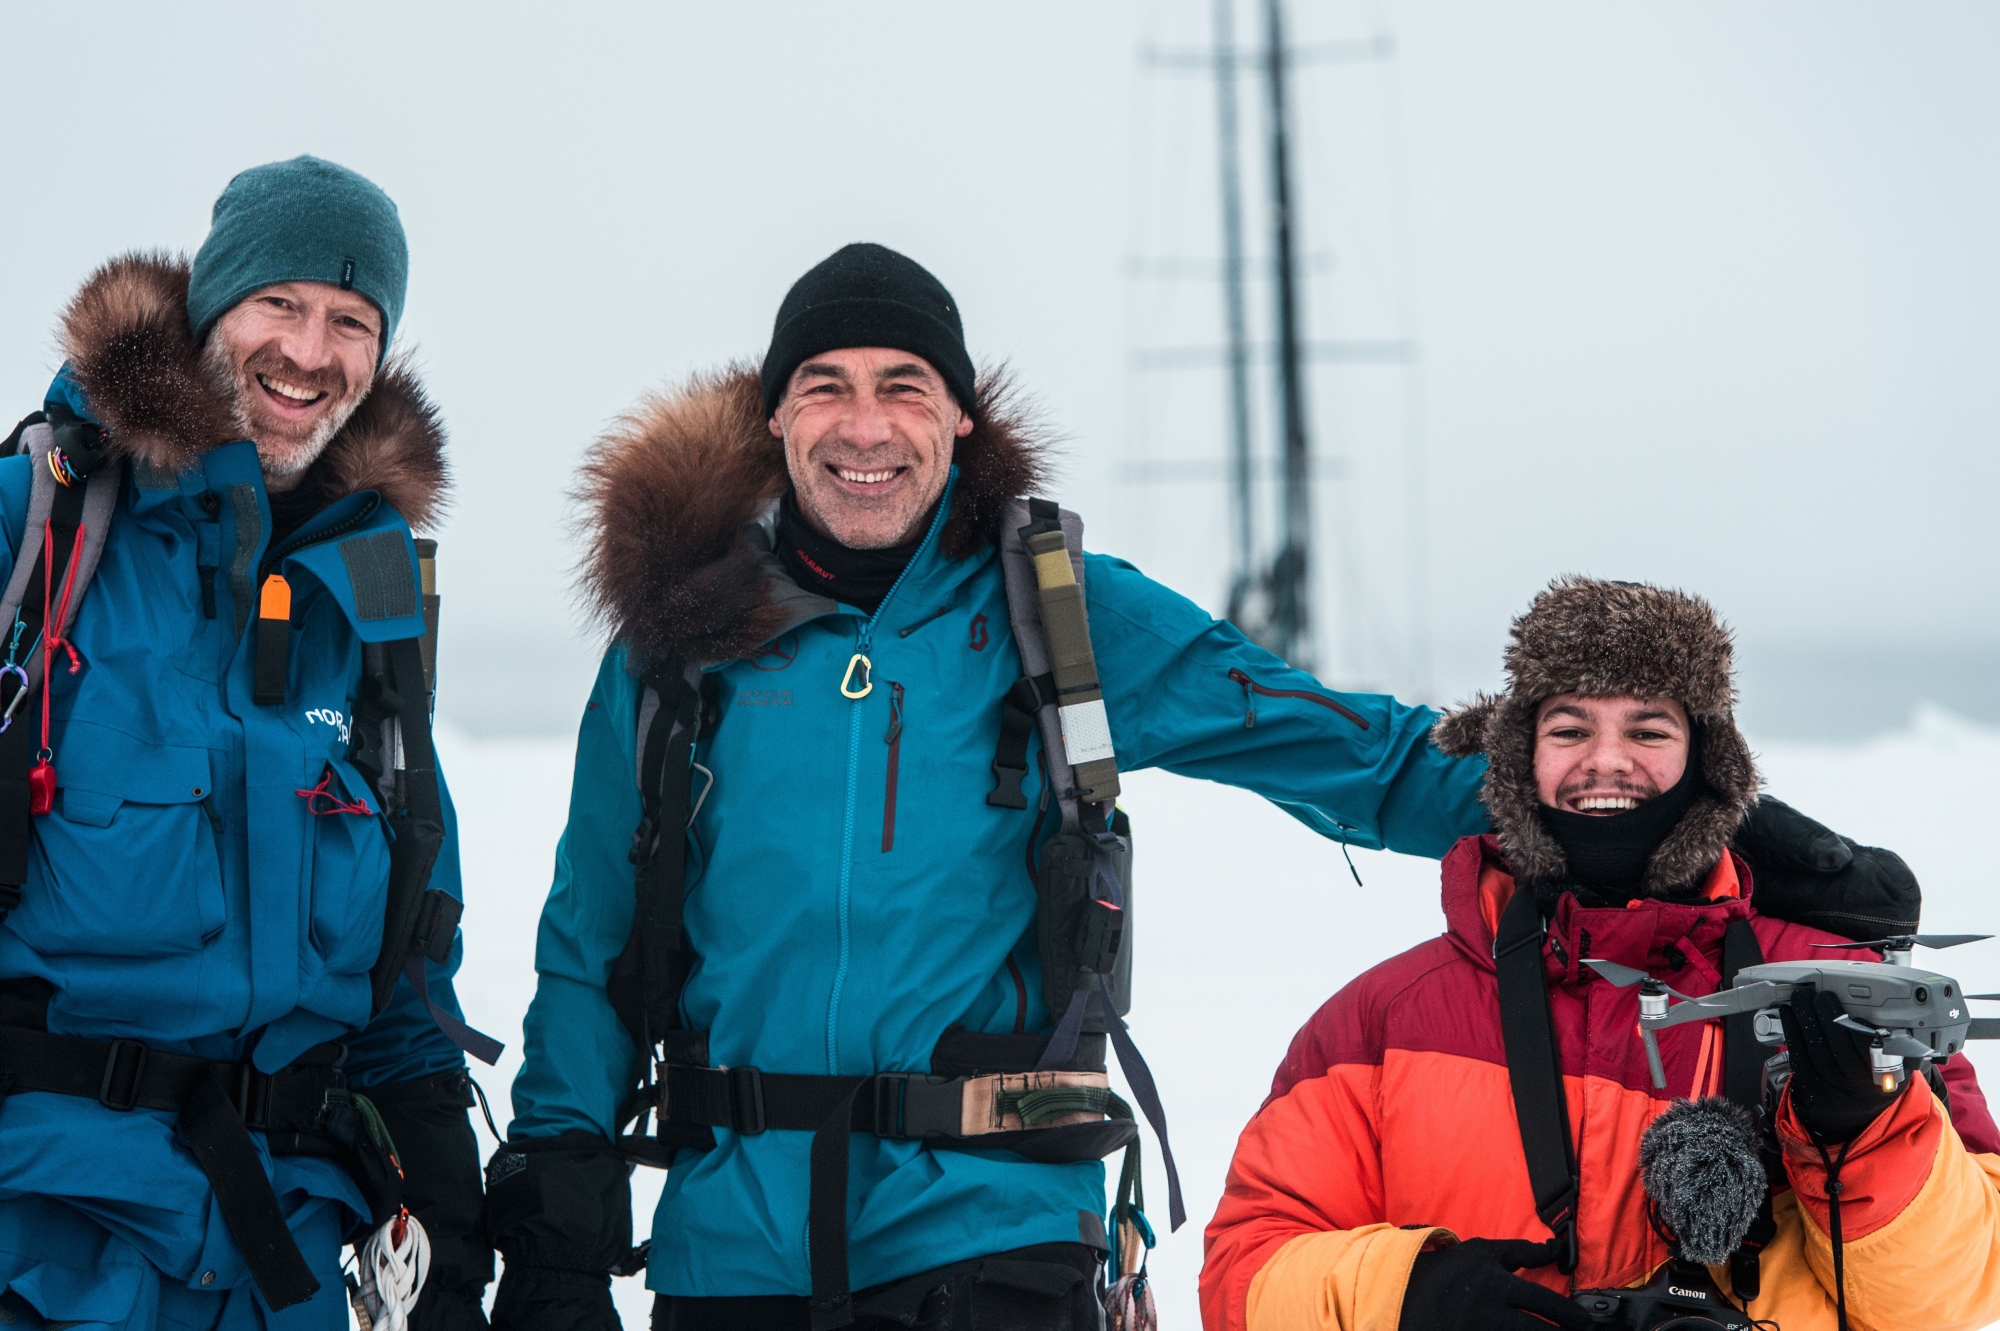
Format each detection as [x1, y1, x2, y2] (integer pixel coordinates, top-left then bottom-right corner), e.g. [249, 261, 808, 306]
[259, 375, 320, 403]
[837, 468, 896, 484]
[1578, 796, 1639, 810]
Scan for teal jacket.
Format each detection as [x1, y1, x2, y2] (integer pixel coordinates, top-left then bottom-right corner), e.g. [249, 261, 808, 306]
[511, 440, 1489, 1296]
[0, 332, 467, 1324]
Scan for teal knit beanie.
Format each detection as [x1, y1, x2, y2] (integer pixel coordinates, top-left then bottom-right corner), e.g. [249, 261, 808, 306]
[187, 156, 408, 363]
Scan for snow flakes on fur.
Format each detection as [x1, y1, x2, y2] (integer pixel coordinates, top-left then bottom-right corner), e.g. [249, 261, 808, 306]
[56, 252, 450, 530]
[1432, 577, 1760, 895]
[573, 362, 1054, 670]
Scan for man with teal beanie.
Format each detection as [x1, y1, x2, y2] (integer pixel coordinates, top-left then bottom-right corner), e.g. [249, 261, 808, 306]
[0, 156, 495, 1329]
[187, 154, 410, 363]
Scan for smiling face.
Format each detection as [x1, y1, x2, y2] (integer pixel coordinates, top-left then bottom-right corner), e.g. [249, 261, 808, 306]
[1533, 693, 1691, 814]
[767, 346, 972, 549]
[202, 281, 381, 487]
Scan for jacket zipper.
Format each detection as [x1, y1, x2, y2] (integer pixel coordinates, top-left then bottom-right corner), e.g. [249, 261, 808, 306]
[881, 682, 904, 853]
[825, 506, 946, 1074]
[1227, 667, 1369, 731]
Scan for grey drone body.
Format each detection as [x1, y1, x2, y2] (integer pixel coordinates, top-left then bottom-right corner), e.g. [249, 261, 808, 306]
[1650, 961, 1984, 1057]
[1586, 949, 2000, 1091]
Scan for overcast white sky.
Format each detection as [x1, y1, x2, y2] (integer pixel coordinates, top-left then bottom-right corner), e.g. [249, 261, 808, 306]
[3, 2, 1994, 737]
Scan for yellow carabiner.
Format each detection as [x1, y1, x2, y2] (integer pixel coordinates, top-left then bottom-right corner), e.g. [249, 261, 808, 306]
[840, 653, 873, 700]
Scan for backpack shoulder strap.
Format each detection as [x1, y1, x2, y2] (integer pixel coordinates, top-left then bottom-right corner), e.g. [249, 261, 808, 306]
[990, 497, 1119, 831]
[0, 414, 122, 920]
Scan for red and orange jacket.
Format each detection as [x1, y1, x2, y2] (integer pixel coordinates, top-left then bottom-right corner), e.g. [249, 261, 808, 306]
[1202, 835, 2000, 1331]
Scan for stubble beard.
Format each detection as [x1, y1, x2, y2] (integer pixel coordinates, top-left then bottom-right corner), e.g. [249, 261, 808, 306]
[200, 335, 371, 484]
[787, 434, 951, 550]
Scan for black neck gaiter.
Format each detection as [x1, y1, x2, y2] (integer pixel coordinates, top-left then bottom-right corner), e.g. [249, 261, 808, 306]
[1538, 746, 1706, 902]
[775, 491, 929, 616]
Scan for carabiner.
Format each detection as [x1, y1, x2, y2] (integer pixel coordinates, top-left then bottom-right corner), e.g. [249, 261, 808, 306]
[840, 653, 873, 700]
[0, 663, 30, 733]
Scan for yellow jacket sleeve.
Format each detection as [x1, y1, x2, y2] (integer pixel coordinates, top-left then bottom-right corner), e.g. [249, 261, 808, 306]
[1730, 1078, 2000, 1331]
[1245, 1225, 1449, 1331]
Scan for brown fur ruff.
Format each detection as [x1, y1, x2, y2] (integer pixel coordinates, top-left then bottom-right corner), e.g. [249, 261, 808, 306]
[56, 252, 450, 531]
[573, 362, 1053, 668]
[1431, 577, 1760, 896]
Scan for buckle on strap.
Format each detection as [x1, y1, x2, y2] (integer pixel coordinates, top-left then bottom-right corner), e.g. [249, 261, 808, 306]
[727, 1065, 765, 1136]
[870, 1073, 965, 1140]
[234, 1064, 274, 1130]
[98, 1039, 148, 1111]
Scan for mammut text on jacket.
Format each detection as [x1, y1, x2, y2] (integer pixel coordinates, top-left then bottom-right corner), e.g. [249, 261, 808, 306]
[0, 256, 473, 1325]
[1201, 836, 2000, 1331]
[506, 366, 1493, 1298]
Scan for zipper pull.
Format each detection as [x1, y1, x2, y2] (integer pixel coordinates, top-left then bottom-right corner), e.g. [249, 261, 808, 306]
[884, 683, 904, 744]
[1229, 668, 1256, 728]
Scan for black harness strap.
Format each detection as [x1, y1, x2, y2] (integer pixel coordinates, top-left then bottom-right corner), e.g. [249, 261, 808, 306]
[608, 662, 707, 1163]
[1721, 917, 1776, 1302]
[181, 1067, 322, 1309]
[0, 1027, 349, 1311]
[986, 674, 1054, 810]
[362, 636, 503, 1064]
[1495, 882, 1580, 1274]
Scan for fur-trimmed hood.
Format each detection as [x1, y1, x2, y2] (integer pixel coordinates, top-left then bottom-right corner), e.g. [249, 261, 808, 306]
[572, 363, 1051, 669]
[56, 252, 449, 530]
[1431, 577, 1759, 896]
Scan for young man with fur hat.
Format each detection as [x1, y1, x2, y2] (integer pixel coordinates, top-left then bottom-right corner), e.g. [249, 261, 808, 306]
[1202, 578, 2000, 1331]
[490, 248, 1908, 1331]
[0, 158, 492, 1329]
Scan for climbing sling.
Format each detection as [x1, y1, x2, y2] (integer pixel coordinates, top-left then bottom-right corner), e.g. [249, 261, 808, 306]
[611, 497, 1178, 1329]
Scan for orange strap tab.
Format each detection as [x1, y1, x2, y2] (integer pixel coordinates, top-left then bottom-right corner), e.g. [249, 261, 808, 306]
[259, 574, 291, 621]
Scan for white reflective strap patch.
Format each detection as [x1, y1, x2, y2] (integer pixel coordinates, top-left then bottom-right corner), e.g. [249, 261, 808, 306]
[1058, 699, 1116, 765]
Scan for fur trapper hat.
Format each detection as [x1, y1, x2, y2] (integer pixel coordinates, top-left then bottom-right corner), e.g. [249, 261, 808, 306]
[1431, 577, 1759, 894]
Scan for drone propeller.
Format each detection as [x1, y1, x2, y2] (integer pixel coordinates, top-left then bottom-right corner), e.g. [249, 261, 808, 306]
[1811, 933, 1993, 954]
[1582, 958, 1695, 999]
[1964, 994, 2000, 1002]
[1832, 1014, 1933, 1059]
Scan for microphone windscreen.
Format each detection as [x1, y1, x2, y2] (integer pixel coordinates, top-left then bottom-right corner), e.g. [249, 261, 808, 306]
[1638, 1097, 1767, 1267]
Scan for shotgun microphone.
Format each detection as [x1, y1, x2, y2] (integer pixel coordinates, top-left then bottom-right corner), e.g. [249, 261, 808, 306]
[1638, 1097, 1767, 1267]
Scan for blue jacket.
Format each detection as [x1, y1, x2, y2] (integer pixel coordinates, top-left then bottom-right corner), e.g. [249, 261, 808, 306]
[0, 260, 467, 1327]
[509, 368, 1490, 1297]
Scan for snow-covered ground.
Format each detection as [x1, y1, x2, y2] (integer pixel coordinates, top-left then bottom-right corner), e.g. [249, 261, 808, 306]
[438, 705, 2000, 1329]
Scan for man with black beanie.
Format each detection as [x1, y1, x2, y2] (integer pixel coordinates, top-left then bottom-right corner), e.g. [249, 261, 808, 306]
[489, 248, 1916, 1330]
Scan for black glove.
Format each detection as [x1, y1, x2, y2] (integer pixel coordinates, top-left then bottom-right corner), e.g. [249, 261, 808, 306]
[366, 1070, 494, 1329]
[1780, 989, 1906, 1144]
[1399, 1237, 1593, 1331]
[490, 1268, 620, 1331]
[484, 1131, 632, 1331]
[1734, 798, 1919, 940]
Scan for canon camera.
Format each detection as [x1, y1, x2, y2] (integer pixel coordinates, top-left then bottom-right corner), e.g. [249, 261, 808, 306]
[1571, 1260, 1754, 1330]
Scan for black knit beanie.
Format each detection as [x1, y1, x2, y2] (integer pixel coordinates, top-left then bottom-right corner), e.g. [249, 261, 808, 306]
[760, 243, 977, 419]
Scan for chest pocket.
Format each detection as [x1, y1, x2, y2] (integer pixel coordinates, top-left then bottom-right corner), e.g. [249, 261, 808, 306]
[306, 758, 392, 975]
[22, 725, 223, 957]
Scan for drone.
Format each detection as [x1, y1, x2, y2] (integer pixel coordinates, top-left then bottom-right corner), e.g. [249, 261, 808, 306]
[1585, 934, 2000, 1092]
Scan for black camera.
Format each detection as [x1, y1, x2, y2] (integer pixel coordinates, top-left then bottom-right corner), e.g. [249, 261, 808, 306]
[1571, 1259, 1754, 1329]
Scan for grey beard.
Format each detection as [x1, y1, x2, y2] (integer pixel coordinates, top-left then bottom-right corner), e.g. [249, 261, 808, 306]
[198, 336, 367, 481]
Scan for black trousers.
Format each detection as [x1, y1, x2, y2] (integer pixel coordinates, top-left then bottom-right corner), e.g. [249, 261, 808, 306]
[651, 1242, 1105, 1331]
